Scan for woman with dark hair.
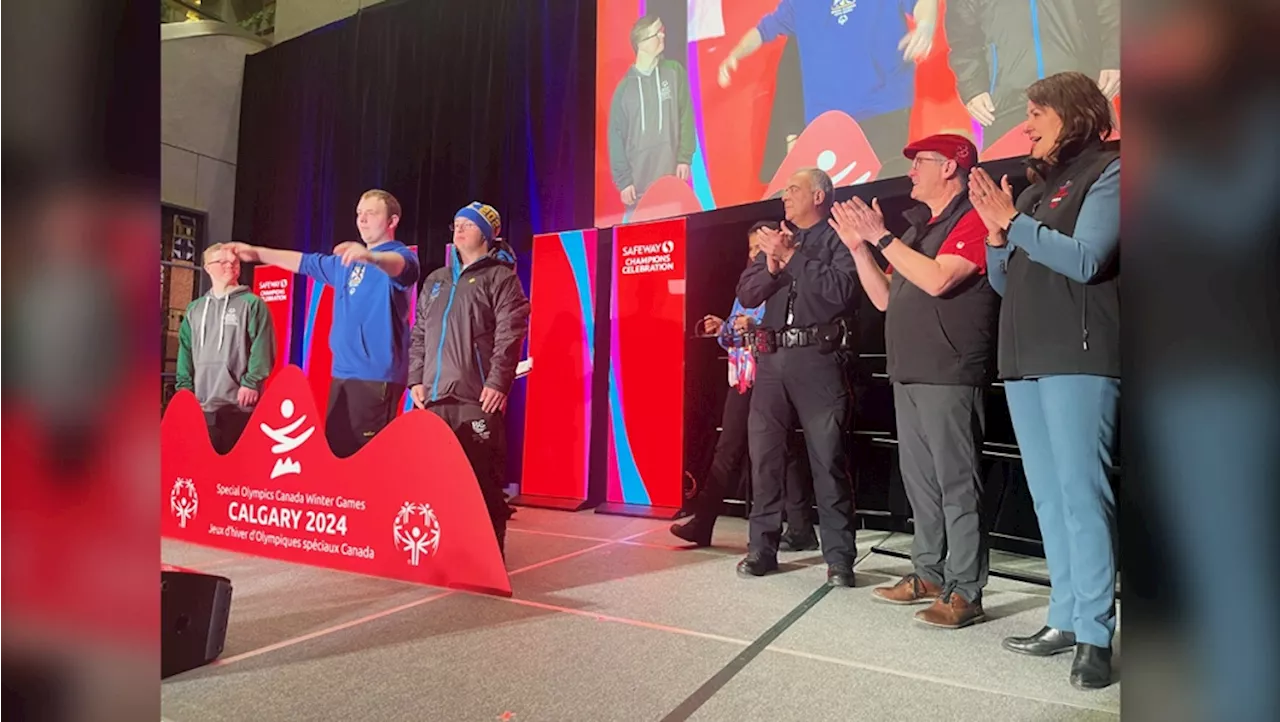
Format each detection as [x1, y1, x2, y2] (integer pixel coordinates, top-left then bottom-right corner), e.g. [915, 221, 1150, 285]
[968, 71, 1121, 690]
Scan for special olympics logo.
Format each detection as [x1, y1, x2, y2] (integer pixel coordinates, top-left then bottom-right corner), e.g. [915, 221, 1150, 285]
[393, 502, 441, 566]
[661, 240, 675, 253]
[171, 478, 199, 528]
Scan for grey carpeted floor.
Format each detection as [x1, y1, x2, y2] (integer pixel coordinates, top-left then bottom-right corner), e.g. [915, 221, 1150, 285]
[161, 508, 1120, 722]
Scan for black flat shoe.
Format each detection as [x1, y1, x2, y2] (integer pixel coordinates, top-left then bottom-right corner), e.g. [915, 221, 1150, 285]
[826, 565, 854, 587]
[1070, 644, 1113, 690]
[736, 553, 778, 578]
[1002, 626, 1077, 657]
[669, 519, 713, 547]
[779, 529, 819, 552]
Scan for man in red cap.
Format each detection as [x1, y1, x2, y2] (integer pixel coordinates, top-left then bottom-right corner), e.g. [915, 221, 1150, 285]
[829, 133, 999, 629]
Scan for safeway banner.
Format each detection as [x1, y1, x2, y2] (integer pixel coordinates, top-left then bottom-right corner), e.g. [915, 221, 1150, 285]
[604, 218, 686, 514]
[162, 365, 511, 597]
[253, 264, 295, 379]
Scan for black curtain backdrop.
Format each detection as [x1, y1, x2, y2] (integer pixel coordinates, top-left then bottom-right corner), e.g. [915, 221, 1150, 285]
[233, 0, 596, 488]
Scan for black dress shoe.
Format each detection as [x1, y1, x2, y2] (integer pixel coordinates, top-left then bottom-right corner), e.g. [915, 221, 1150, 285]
[669, 518, 713, 547]
[826, 565, 855, 587]
[736, 553, 778, 577]
[1070, 644, 1113, 690]
[1002, 626, 1077, 657]
[779, 528, 819, 551]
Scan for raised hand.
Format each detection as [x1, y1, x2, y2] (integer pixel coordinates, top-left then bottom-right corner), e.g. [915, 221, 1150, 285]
[334, 241, 374, 266]
[968, 168, 1017, 236]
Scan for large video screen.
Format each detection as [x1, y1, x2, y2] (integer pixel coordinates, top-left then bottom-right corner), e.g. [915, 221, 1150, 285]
[594, 0, 1120, 227]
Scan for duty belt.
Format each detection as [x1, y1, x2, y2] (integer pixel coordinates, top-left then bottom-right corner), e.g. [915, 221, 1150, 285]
[753, 327, 818, 353]
[753, 319, 854, 355]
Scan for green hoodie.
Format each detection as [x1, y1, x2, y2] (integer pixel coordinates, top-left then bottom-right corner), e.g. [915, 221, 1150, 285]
[175, 285, 275, 412]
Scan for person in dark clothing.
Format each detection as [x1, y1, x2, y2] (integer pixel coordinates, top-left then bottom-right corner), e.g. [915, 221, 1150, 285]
[735, 168, 860, 586]
[408, 202, 531, 556]
[946, 0, 1120, 151]
[607, 14, 696, 216]
[833, 134, 998, 629]
[970, 72, 1120, 690]
[226, 190, 421, 458]
[670, 221, 817, 550]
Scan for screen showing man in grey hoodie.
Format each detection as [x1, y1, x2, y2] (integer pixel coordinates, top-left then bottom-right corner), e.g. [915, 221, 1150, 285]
[176, 243, 276, 454]
[607, 14, 696, 215]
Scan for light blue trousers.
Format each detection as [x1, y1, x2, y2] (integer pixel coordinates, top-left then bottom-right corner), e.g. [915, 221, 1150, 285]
[1004, 375, 1120, 647]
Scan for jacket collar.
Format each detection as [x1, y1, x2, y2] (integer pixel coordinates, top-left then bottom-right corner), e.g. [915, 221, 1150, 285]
[903, 190, 970, 231]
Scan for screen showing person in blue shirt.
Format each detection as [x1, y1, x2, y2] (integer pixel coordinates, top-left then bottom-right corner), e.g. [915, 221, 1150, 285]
[717, 0, 937, 177]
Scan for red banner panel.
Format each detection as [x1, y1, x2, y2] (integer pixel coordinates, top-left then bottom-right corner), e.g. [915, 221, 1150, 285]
[162, 365, 511, 597]
[253, 264, 295, 380]
[601, 218, 686, 517]
[517, 230, 598, 509]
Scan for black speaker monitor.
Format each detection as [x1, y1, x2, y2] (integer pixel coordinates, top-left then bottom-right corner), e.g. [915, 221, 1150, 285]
[161, 569, 232, 678]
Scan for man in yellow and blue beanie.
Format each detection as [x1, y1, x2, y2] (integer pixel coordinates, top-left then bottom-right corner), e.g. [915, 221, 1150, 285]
[407, 201, 530, 556]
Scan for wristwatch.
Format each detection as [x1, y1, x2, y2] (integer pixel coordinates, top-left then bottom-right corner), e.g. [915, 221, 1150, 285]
[875, 233, 895, 250]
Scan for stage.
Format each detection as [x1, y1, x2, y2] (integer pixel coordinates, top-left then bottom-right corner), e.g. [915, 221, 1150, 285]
[161, 508, 1120, 721]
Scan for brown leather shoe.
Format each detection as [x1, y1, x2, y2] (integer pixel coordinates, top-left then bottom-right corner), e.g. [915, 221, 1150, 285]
[871, 573, 942, 605]
[914, 591, 986, 629]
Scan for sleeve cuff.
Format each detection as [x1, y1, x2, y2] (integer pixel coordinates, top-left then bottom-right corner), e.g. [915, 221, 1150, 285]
[1006, 214, 1037, 249]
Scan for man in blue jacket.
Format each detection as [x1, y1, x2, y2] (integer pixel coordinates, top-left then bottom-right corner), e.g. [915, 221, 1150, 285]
[226, 189, 420, 458]
[409, 202, 531, 555]
[718, 0, 938, 178]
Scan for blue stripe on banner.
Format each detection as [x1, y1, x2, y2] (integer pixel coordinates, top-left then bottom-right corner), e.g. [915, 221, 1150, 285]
[1028, 0, 1045, 80]
[561, 231, 595, 356]
[608, 361, 651, 506]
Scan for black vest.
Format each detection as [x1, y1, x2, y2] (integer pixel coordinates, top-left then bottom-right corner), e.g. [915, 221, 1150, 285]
[885, 194, 1000, 386]
[998, 146, 1120, 379]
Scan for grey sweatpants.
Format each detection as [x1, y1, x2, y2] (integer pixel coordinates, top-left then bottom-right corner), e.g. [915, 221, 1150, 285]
[893, 383, 989, 602]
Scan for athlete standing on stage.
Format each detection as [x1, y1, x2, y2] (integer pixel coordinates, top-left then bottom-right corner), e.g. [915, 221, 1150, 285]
[226, 189, 420, 458]
[409, 203, 530, 555]
[735, 168, 859, 586]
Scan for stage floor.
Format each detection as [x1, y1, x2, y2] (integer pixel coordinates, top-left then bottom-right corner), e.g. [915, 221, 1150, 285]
[161, 508, 1120, 721]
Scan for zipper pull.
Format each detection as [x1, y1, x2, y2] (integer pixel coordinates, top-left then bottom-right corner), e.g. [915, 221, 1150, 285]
[1082, 328, 1090, 351]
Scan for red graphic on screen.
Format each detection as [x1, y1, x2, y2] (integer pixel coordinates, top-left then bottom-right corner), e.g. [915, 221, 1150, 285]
[607, 219, 686, 510]
[629, 176, 704, 224]
[521, 230, 596, 503]
[763, 111, 882, 199]
[161, 365, 511, 597]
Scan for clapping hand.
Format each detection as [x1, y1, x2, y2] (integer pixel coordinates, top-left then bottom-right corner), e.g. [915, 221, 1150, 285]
[830, 197, 889, 251]
[968, 168, 1017, 237]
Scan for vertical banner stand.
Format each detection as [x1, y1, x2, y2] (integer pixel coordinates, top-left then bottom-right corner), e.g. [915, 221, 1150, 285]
[514, 230, 599, 511]
[595, 218, 688, 520]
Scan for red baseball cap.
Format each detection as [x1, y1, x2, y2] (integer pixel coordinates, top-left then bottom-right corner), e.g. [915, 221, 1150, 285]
[903, 133, 979, 170]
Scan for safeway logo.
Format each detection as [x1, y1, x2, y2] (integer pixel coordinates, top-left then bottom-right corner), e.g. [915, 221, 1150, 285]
[661, 240, 674, 253]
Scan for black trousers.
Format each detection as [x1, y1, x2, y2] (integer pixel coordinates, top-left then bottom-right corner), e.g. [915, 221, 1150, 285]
[860, 107, 912, 179]
[426, 400, 511, 549]
[325, 378, 405, 459]
[894, 383, 989, 602]
[748, 347, 856, 565]
[204, 406, 251, 455]
[692, 386, 814, 531]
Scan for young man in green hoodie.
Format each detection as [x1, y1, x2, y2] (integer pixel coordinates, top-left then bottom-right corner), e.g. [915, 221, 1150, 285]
[409, 202, 530, 555]
[607, 14, 696, 216]
[176, 243, 276, 454]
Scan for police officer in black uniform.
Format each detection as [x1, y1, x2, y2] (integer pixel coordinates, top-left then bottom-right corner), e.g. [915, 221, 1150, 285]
[735, 168, 859, 586]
